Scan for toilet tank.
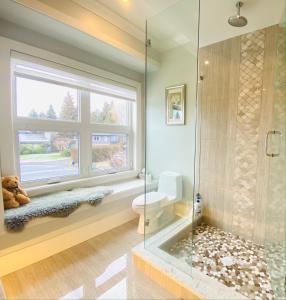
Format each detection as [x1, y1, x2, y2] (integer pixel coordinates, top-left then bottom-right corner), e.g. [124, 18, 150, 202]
[158, 172, 182, 201]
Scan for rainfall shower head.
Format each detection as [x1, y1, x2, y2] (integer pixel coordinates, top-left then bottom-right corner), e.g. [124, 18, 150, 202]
[228, 1, 248, 27]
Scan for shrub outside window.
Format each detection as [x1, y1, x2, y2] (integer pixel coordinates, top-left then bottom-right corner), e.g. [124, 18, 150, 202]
[91, 133, 129, 174]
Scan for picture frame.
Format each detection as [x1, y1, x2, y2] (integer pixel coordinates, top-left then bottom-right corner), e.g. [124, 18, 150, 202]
[165, 84, 186, 125]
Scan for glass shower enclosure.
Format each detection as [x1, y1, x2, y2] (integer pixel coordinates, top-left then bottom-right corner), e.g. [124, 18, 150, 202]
[144, 0, 200, 275]
[143, 1, 285, 299]
[265, 14, 286, 298]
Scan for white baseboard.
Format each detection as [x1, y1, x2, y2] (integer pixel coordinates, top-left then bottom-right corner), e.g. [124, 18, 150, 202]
[0, 208, 137, 277]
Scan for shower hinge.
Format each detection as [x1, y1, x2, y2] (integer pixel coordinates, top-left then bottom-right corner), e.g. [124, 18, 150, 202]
[145, 220, 150, 226]
[146, 39, 151, 48]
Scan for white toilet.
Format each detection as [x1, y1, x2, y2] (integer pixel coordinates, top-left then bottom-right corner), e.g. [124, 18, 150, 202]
[132, 172, 182, 234]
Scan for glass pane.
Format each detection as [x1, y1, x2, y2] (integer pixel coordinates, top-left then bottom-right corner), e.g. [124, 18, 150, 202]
[91, 133, 129, 173]
[144, 0, 200, 276]
[18, 131, 79, 182]
[90, 93, 128, 125]
[265, 17, 286, 299]
[16, 77, 79, 121]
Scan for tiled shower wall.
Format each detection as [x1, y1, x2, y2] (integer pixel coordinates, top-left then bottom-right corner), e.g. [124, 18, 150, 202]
[198, 25, 283, 244]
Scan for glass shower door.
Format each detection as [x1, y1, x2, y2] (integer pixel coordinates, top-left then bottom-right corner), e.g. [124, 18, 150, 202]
[144, 0, 200, 275]
[265, 18, 286, 299]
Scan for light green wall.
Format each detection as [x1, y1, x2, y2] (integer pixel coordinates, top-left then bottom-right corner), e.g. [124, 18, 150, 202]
[146, 45, 198, 201]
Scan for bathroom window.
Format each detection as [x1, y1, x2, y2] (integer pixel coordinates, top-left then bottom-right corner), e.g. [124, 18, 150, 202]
[12, 57, 137, 186]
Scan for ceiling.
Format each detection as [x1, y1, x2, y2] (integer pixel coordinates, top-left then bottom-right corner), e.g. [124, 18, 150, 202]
[199, 0, 285, 47]
[96, 0, 180, 31]
[0, 0, 148, 72]
[90, 0, 285, 47]
[0, 0, 284, 73]
[74, 0, 199, 54]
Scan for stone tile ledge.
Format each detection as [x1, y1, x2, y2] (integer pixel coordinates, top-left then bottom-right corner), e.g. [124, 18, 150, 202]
[132, 242, 247, 300]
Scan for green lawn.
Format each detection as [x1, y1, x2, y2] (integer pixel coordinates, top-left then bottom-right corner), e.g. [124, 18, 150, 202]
[20, 152, 70, 161]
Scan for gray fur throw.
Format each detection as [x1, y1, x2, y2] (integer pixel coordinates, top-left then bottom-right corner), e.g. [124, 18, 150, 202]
[4, 187, 113, 232]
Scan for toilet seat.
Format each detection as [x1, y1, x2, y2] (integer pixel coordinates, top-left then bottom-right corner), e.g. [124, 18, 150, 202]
[132, 192, 167, 209]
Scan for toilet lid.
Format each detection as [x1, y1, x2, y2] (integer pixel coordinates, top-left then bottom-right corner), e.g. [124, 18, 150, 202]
[133, 192, 166, 209]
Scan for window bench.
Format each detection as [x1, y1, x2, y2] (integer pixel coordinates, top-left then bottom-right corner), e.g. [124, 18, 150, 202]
[5, 187, 112, 232]
[0, 179, 154, 276]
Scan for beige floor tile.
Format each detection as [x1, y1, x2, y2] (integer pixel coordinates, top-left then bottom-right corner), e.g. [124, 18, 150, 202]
[2, 220, 177, 300]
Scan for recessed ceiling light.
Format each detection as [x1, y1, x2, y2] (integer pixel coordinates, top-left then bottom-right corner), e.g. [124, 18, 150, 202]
[204, 60, 210, 65]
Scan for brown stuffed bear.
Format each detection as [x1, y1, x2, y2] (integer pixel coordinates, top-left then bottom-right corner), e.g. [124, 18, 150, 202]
[2, 176, 30, 209]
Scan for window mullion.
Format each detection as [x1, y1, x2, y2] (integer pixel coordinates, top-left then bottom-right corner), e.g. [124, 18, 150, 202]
[90, 124, 130, 134]
[129, 101, 134, 170]
[79, 90, 91, 177]
[13, 120, 81, 132]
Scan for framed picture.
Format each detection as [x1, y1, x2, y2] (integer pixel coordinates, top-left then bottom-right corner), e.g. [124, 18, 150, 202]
[165, 84, 186, 125]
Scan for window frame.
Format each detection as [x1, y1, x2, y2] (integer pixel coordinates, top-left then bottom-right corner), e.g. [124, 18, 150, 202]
[11, 57, 138, 188]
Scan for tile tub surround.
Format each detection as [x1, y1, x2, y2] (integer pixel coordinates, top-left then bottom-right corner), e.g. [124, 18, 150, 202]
[167, 224, 275, 300]
[133, 219, 247, 300]
[198, 25, 282, 244]
[133, 242, 247, 300]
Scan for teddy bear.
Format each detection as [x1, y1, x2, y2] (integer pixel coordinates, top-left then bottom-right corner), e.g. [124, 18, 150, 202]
[2, 176, 30, 209]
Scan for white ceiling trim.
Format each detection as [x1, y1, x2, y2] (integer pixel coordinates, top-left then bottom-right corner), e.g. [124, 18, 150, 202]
[72, 0, 145, 42]
[12, 0, 151, 67]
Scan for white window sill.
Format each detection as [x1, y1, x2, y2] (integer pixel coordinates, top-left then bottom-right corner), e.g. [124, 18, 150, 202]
[26, 170, 139, 197]
[0, 178, 157, 258]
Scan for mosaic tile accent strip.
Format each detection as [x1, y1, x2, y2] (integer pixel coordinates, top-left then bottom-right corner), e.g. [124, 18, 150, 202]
[232, 29, 266, 239]
[167, 224, 275, 300]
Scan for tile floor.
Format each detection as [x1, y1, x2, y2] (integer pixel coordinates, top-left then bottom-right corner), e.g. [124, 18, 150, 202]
[167, 223, 276, 300]
[2, 220, 177, 300]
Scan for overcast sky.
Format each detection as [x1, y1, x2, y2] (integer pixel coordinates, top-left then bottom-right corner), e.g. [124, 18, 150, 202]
[16, 77, 127, 123]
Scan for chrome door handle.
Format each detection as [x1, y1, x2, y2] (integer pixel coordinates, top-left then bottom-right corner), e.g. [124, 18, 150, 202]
[265, 130, 282, 157]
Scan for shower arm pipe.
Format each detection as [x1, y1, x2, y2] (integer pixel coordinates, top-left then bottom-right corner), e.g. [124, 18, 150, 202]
[236, 1, 242, 17]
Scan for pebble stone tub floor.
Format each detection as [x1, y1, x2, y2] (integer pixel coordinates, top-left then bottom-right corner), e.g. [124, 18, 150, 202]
[167, 223, 275, 300]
